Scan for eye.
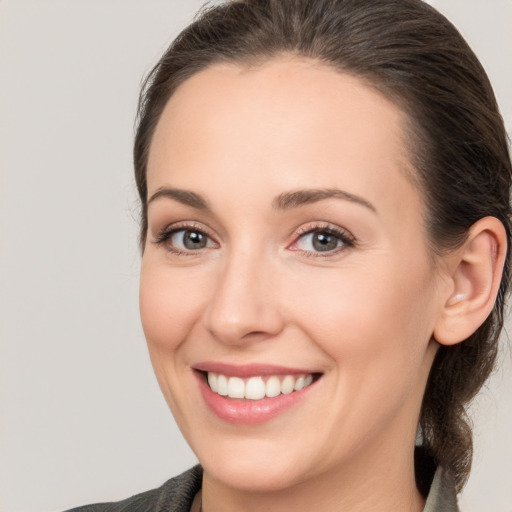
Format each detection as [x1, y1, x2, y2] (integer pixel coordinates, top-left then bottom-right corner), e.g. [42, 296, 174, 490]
[297, 231, 342, 252]
[171, 229, 212, 250]
[289, 225, 354, 255]
[153, 225, 217, 254]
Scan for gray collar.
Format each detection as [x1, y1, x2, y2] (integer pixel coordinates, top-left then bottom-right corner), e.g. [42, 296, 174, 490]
[422, 466, 459, 512]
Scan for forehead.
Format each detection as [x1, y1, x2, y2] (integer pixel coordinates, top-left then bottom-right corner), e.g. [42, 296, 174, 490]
[147, 57, 420, 220]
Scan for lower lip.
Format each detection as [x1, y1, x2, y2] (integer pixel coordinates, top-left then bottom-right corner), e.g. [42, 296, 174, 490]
[195, 372, 317, 425]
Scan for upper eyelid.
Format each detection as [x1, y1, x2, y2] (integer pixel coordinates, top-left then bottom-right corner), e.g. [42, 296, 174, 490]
[292, 222, 355, 241]
[157, 221, 215, 237]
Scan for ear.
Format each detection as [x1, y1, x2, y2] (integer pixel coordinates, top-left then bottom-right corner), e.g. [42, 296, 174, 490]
[434, 216, 507, 346]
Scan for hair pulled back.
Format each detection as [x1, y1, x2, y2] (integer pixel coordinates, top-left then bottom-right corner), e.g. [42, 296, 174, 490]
[134, 0, 511, 491]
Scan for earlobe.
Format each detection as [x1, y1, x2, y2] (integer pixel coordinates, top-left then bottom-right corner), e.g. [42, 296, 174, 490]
[434, 217, 507, 346]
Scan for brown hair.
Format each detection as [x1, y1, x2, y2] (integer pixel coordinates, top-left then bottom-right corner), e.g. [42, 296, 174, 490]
[134, 0, 511, 491]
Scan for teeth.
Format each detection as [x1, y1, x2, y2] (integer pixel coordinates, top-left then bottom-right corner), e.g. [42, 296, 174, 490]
[206, 372, 315, 400]
[294, 376, 305, 391]
[281, 375, 295, 394]
[245, 376, 266, 400]
[227, 377, 245, 399]
[217, 374, 228, 396]
[207, 372, 218, 392]
[266, 376, 281, 398]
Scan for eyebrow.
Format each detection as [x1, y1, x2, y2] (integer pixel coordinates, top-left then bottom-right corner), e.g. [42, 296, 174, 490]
[147, 186, 376, 214]
[148, 187, 210, 210]
[273, 188, 377, 213]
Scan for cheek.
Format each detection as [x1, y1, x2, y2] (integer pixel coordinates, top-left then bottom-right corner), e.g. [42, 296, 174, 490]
[139, 260, 207, 352]
[287, 258, 437, 374]
[285, 260, 438, 447]
[139, 259, 213, 424]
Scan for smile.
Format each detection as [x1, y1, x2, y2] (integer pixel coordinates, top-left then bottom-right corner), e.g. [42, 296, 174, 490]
[207, 372, 314, 400]
[194, 364, 322, 424]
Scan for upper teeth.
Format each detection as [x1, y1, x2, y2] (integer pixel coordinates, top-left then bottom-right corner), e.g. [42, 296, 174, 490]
[207, 373, 314, 400]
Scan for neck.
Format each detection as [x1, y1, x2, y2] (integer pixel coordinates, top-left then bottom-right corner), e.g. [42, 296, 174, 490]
[201, 439, 425, 512]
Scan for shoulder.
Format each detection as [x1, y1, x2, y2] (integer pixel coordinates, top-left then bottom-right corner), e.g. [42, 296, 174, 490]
[64, 466, 202, 512]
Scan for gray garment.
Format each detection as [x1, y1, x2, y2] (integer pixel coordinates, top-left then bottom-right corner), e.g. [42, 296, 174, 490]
[423, 466, 459, 512]
[65, 467, 203, 512]
[65, 464, 459, 512]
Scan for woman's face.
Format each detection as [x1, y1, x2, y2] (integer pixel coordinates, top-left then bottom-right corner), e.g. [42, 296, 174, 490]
[140, 58, 446, 492]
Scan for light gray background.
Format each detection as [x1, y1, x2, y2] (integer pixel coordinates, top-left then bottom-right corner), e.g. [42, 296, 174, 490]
[0, 1, 511, 511]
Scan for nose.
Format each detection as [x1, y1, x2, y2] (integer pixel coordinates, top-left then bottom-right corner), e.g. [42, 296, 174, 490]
[203, 248, 285, 345]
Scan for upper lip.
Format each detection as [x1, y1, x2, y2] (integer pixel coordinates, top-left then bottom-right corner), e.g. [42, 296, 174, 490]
[193, 362, 318, 378]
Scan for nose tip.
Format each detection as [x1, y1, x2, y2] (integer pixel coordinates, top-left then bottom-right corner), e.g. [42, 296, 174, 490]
[207, 307, 282, 345]
[203, 260, 284, 345]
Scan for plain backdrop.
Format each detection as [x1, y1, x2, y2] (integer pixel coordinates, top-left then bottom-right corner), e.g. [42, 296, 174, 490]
[0, 1, 511, 511]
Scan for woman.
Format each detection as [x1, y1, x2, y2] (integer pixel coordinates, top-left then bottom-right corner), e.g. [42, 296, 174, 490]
[70, 0, 511, 510]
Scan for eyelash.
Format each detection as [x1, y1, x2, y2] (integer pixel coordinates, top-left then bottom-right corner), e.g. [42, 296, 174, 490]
[289, 223, 355, 257]
[152, 222, 218, 256]
[152, 222, 355, 257]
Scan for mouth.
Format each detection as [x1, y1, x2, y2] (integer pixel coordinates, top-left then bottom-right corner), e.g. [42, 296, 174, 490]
[205, 372, 315, 400]
[193, 364, 322, 424]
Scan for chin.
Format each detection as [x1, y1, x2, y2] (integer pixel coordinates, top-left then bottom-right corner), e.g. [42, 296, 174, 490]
[203, 457, 306, 493]
[194, 437, 315, 492]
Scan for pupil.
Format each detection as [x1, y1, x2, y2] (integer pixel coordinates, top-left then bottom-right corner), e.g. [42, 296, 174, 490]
[313, 232, 337, 251]
[184, 230, 206, 249]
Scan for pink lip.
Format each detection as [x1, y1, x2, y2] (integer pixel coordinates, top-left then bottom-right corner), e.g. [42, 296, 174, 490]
[194, 361, 313, 378]
[193, 364, 319, 425]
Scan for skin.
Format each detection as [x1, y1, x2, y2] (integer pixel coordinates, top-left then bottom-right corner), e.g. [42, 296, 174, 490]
[140, 57, 475, 512]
